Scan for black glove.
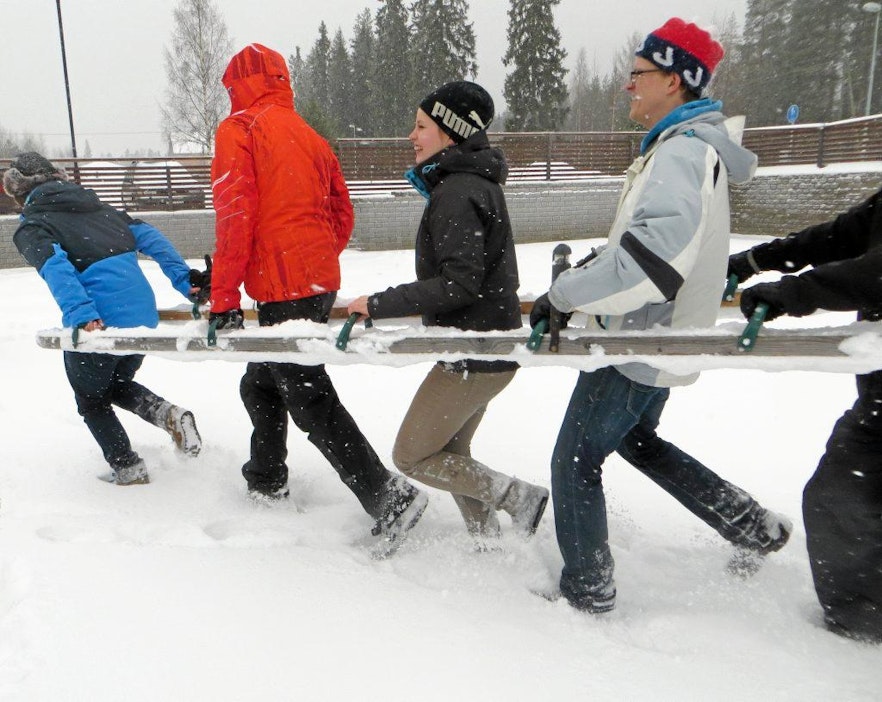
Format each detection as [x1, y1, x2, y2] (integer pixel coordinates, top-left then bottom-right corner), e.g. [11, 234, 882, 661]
[188, 254, 212, 304]
[739, 278, 817, 322]
[209, 308, 244, 329]
[727, 250, 761, 284]
[529, 292, 572, 330]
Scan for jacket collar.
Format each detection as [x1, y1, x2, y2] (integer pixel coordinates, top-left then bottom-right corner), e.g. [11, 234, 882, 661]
[404, 131, 505, 199]
[640, 98, 722, 154]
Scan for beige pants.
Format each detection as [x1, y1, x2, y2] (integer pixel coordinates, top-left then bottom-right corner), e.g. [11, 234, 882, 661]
[392, 364, 517, 534]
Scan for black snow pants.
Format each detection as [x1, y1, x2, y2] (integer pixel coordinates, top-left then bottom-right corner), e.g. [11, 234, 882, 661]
[239, 293, 393, 519]
[803, 370, 882, 643]
[63, 351, 166, 469]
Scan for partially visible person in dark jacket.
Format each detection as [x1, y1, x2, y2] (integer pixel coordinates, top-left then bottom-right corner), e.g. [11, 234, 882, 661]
[731, 190, 882, 643]
[348, 81, 548, 545]
[4, 152, 203, 486]
[208, 44, 426, 553]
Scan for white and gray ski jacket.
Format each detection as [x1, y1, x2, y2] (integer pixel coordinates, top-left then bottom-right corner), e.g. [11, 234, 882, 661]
[548, 109, 757, 387]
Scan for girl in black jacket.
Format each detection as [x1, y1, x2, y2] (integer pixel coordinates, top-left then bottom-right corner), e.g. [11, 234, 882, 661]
[349, 82, 547, 543]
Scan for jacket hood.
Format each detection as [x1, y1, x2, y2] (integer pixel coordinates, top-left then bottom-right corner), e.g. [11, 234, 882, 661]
[664, 112, 757, 185]
[222, 43, 294, 114]
[406, 132, 508, 197]
[23, 180, 103, 215]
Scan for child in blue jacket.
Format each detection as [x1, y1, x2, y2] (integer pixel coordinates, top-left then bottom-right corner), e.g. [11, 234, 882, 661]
[4, 152, 205, 485]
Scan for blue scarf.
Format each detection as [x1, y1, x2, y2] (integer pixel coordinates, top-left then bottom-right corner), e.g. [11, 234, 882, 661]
[640, 98, 722, 155]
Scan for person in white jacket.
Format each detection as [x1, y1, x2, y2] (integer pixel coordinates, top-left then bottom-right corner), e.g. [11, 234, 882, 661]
[530, 18, 791, 614]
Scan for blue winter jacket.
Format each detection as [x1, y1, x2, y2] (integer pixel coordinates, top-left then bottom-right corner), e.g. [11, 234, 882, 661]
[13, 180, 191, 328]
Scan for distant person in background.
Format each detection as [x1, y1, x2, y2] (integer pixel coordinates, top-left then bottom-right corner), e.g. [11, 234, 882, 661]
[529, 18, 790, 613]
[208, 44, 426, 554]
[731, 192, 882, 644]
[4, 152, 204, 485]
[348, 81, 548, 545]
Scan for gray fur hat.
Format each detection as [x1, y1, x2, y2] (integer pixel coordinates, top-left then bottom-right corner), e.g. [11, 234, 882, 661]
[3, 152, 68, 201]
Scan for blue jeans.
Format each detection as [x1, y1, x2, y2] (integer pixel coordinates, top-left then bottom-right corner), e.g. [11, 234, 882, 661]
[552, 366, 760, 605]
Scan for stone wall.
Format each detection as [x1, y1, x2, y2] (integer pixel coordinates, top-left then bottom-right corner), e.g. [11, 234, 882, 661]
[731, 166, 881, 236]
[348, 178, 624, 251]
[1, 168, 880, 269]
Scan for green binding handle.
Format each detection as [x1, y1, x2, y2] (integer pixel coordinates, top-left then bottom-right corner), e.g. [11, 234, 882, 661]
[527, 318, 548, 351]
[722, 273, 739, 302]
[191, 302, 202, 320]
[336, 313, 362, 350]
[207, 318, 219, 347]
[737, 302, 768, 353]
[549, 244, 572, 353]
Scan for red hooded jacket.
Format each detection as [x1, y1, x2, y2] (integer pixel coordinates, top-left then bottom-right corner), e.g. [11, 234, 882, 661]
[210, 43, 354, 312]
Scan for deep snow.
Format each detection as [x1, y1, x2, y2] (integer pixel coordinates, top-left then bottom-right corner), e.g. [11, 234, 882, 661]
[1, 237, 879, 701]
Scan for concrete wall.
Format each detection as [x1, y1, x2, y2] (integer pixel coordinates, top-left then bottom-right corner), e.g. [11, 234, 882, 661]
[2, 168, 880, 269]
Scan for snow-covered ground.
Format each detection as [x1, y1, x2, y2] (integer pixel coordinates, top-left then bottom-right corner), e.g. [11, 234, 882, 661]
[1, 237, 879, 701]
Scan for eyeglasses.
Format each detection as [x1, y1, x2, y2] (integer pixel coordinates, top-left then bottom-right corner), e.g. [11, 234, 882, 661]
[628, 69, 664, 83]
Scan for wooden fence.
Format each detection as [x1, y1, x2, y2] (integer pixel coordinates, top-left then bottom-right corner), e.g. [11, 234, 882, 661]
[742, 116, 882, 167]
[2, 114, 881, 214]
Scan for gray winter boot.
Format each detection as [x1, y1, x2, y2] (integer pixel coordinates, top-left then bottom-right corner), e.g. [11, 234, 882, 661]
[112, 459, 150, 486]
[726, 508, 792, 577]
[155, 402, 202, 457]
[497, 478, 549, 537]
[372, 477, 429, 559]
[452, 494, 501, 539]
[739, 507, 793, 555]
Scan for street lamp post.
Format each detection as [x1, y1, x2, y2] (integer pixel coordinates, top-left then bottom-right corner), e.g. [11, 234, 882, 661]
[55, 0, 79, 161]
[864, 2, 882, 115]
[348, 124, 363, 138]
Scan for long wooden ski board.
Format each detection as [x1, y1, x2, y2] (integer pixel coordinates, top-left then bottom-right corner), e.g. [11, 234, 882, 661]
[157, 296, 745, 322]
[34, 319, 882, 374]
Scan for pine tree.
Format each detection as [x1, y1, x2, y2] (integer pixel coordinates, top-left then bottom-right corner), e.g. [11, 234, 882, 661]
[566, 48, 593, 131]
[306, 22, 332, 110]
[328, 28, 354, 137]
[300, 22, 335, 137]
[706, 12, 748, 119]
[502, 0, 568, 131]
[606, 32, 643, 132]
[349, 9, 375, 136]
[740, 0, 793, 125]
[410, 0, 478, 95]
[844, 3, 881, 117]
[374, 0, 414, 137]
[787, 0, 852, 122]
[288, 47, 309, 100]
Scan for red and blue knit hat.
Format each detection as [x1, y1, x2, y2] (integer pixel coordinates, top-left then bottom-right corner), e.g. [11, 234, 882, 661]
[635, 18, 724, 95]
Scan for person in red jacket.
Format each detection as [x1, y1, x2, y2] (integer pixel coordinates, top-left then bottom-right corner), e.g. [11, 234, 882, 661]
[208, 43, 426, 553]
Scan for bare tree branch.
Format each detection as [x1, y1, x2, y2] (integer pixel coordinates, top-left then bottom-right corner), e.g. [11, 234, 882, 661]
[161, 0, 233, 154]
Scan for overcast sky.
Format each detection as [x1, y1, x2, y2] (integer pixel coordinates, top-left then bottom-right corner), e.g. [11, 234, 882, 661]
[0, 0, 746, 156]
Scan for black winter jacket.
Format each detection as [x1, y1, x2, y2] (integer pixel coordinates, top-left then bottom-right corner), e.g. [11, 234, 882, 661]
[368, 133, 521, 371]
[749, 187, 882, 322]
[369, 132, 521, 330]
